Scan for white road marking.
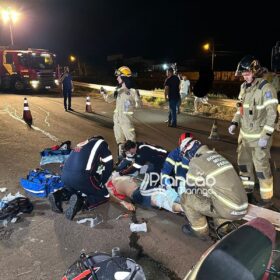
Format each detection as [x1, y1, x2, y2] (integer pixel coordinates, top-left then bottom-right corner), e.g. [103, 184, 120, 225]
[4, 105, 59, 143]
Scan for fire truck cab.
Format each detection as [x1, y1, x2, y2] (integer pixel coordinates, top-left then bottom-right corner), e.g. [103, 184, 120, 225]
[0, 47, 59, 90]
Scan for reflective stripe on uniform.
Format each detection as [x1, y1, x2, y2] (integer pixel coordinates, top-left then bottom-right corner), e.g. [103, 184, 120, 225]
[128, 128, 135, 131]
[123, 112, 133, 115]
[133, 163, 142, 169]
[256, 99, 279, 110]
[264, 125, 275, 133]
[242, 181, 255, 186]
[260, 187, 273, 193]
[235, 111, 241, 115]
[211, 189, 248, 211]
[100, 155, 113, 163]
[166, 157, 176, 166]
[139, 144, 167, 154]
[243, 104, 250, 108]
[191, 223, 208, 231]
[240, 129, 262, 139]
[176, 161, 189, 169]
[207, 165, 233, 177]
[85, 139, 104, 170]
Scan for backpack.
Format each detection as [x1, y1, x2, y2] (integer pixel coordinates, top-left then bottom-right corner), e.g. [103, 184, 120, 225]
[20, 169, 64, 198]
[62, 251, 146, 280]
[40, 140, 72, 166]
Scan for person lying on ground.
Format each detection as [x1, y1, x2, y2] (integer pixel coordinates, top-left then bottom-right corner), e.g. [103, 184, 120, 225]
[106, 173, 183, 213]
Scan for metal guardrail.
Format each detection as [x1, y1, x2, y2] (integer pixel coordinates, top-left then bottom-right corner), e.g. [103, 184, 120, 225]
[73, 81, 280, 111]
[73, 81, 165, 98]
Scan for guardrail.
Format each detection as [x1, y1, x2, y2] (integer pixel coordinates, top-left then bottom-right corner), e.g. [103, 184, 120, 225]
[73, 81, 280, 111]
[73, 81, 166, 98]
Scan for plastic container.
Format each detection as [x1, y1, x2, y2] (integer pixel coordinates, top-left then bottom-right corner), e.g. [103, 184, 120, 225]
[112, 247, 121, 257]
[130, 222, 147, 232]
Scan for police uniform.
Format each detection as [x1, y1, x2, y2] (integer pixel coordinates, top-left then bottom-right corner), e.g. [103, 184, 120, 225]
[102, 87, 140, 154]
[62, 138, 113, 206]
[180, 145, 248, 236]
[231, 78, 278, 200]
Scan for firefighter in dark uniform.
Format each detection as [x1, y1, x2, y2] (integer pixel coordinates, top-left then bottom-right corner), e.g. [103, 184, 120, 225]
[161, 132, 193, 195]
[49, 136, 113, 220]
[119, 140, 168, 190]
[180, 138, 248, 240]
[228, 55, 278, 207]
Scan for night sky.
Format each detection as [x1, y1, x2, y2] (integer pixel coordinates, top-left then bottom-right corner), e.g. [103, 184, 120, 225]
[1, 0, 279, 70]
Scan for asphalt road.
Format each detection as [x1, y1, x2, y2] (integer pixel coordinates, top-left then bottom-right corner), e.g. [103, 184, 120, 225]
[0, 90, 279, 279]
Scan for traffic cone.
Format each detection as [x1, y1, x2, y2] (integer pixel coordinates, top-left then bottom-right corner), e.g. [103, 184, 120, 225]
[208, 120, 220, 140]
[85, 96, 93, 113]
[23, 97, 33, 127]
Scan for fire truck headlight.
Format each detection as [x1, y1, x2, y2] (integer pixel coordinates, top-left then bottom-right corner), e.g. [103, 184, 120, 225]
[54, 79, 59, 86]
[30, 80, 39, 89]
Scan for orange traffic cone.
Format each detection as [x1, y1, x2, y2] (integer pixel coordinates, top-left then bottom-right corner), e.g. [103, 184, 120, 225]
[85, 96, 93, 113]
[208, 120, 220, 140]
[23, 97, 33, 127]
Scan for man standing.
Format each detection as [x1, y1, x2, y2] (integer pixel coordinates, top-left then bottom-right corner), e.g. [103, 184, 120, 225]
[228, 55, 278, 208]
[49, 136, 113, 220]
[101, 66, 141, 160]
[164, 67, 181, 127]
[180, 138, 248, 240]
[60, 66, 74, 111]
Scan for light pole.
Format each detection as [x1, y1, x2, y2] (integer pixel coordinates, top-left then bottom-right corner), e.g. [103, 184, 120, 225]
[203, 41, 215, 70]
[1, 9, 19, 46]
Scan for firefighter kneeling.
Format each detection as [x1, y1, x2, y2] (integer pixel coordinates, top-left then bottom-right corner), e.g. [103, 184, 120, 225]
[180, 138, 248, 240]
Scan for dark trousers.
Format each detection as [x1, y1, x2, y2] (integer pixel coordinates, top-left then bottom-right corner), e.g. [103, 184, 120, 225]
[62, 171, 109, 207]
[63, 89, 72, 109]
[168, 99, 179, 126]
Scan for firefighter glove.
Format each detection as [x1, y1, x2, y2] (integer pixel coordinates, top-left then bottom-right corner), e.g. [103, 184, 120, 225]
[228, 124, 237, 135]
[258, 138, 268, 148]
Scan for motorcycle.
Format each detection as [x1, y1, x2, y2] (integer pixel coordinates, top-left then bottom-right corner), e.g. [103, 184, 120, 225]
[184, 217, 280, 280]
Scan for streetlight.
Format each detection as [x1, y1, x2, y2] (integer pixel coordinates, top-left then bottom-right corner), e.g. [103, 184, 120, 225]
[202, 41, 215, 70]
[1, 8, 19, 46]
[69, 55, 82, 76]
[69, 55, 76, 62]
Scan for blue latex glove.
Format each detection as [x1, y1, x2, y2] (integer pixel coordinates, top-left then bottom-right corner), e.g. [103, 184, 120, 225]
[258, 138, 268, 148]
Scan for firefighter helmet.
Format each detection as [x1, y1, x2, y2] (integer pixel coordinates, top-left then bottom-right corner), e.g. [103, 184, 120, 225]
[178, 132, 194, 146]
[115, 66, 132, 77]
[235, 55, 261, 76]
[180, 139, 202, 161]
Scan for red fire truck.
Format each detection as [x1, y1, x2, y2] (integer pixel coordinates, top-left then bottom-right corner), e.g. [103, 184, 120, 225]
[0, 47, 59, 90]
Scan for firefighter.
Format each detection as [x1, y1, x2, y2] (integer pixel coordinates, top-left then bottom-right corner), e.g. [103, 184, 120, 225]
[228, 55, 278, 207]
[49, 136, 114, 220]
[119, 140, 168, 190]
[101, 66, 141, 160]
[180, 138, 248, 240]
[161, 132, 193, 195]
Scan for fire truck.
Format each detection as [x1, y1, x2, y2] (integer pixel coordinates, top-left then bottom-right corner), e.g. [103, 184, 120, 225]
[0, 47, 59, 90]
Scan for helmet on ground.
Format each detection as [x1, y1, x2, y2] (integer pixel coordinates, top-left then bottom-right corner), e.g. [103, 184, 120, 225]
[235, 55, 261, 76]
[115, 66, 132, 77]
[178, 132, 194, 146]
[180, 138, 202, 161]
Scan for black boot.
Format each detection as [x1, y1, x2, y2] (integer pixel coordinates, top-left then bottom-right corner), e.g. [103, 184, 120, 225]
[49, 190, 64, 213]
[247, 192, 258, 204]
[65, 194, 84, 220]
[181, 223, 210, 241]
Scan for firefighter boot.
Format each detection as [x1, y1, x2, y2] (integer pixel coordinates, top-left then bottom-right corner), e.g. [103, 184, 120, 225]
[65, 194, 84, 220]
[182, 223, 210, 241]
[257, 177, 273, 208]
